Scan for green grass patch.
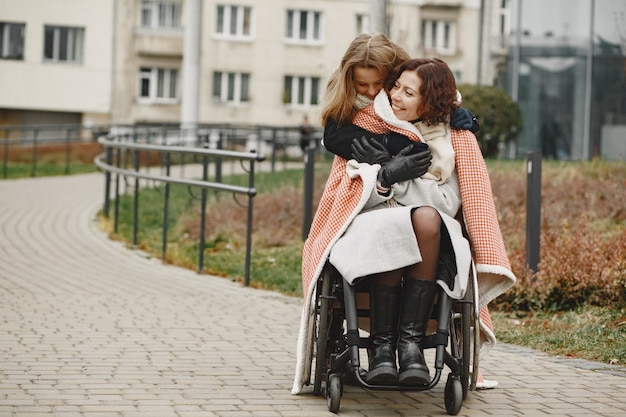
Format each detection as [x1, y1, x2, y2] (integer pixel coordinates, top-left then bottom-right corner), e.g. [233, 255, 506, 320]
[200, 244, 304, 296]
[105, 167, 314, 297]
[1, 161, 98, 178]
[1, 140, 103, 178]
[492, 307, 626, 365]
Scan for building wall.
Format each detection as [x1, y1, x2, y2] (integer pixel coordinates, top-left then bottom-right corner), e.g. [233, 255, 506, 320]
[199, 0, 375, 127]
[475, 0, 510, 86]
[1, 0, 497, 128]
[506, 0, 626, 160]
[0, 0, 114, 125]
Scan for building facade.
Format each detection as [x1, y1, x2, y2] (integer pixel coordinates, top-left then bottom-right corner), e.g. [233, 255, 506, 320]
[0, 0, 115, 127]
[0, 0, 508, 129]
[506, 0, 626, 160]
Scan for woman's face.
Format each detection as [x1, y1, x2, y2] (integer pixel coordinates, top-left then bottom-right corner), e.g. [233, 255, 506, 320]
[353, 66, 385, 100]
[389, 70, 422, 121]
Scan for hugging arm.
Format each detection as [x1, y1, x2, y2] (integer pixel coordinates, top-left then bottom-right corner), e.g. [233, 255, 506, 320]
[451, 107, 480, 133]
[324, 118, 421, 160]
[377, 145, 432, 188]
[323, 118, 375, 160]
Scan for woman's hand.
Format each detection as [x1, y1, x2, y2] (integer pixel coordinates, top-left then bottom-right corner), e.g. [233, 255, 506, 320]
[377, 144, 432, 188]
[451, 107, 480, 133]
[351, 136, 392, 165]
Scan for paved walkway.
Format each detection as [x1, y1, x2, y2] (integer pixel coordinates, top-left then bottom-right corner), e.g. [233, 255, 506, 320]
[1, 172, 625, 417]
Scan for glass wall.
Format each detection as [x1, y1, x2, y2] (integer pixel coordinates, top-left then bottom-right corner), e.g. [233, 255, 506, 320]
[507, 0, 626, 160]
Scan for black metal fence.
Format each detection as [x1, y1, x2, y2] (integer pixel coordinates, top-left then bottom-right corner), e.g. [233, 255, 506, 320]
[95, 134, 267, 286]
[3, 123, 327, 284]
[0, 124, 107, 178]
[1, 123, 324, 179]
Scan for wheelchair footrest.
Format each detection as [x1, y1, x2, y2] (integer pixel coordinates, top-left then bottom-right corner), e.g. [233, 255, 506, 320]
[423, 331, 449, 349]
[346, 329, 370, 348]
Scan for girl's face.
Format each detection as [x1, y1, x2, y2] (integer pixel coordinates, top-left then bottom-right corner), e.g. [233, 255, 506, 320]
[353, 66, 384, 100]
[389, 70, 422, 121]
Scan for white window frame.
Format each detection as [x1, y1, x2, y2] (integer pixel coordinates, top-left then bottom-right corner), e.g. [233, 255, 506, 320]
[356, 14, 370, 35]
[283, 76, 320, 108]
[0, 22, 25, 60]
[284, 9, 323, 45]
[421, 19, 456, 55]
[498, 0, 511, 48]
[140, 0, 182, 29]
[212, 71, 250, 104]
[43, 25, 84, 64]
[138, 67, 179, 103]
[214, 4, 254, 40]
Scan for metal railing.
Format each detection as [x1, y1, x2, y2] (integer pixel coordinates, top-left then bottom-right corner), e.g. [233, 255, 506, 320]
[3, 122, 327, 283]
[95, 134, 266, 286]
[0, 123, 106, 178]
[1, 123, 324, 179]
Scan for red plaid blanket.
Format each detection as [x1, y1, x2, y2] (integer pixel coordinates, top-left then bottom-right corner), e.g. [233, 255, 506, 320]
[302, 126, 514, 310]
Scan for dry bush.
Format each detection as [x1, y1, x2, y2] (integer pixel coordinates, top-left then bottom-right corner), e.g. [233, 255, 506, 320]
[183, 159, 625, 313]
[182, 186, 305, 250]
[0, 141, 103, 163]
[490, 161, 626, 312]
[1, 141, 170, 167]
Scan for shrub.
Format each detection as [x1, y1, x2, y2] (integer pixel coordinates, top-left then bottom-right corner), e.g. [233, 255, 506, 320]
[457, 84, 523, 158]
[0, 141, 102, 163]
[489, 160, 626, 312]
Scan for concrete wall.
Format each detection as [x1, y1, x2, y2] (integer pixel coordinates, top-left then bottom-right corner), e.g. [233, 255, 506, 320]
[0, 0, 114, 124]
[1, 0, 493, 128]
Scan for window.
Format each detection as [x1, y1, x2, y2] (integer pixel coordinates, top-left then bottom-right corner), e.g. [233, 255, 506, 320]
[498, 0, 511, 48]
[356, 14, 370, 34]
[141, 0, 182, 29]
[285, 9, 322, 44]
[215, 4, 253, 39]
[283, 76, 320, 107]
[443, 22, 451, 49]
[43, 25, 84, 63]
[212, 71, 250, 104]
[421, 20, 456, 55]
[0, 22, 24, 60]
[139, 67, 179, 102]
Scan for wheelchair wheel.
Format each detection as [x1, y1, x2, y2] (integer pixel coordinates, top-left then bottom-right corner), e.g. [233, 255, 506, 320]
[444, 374, 463, 415]
[313, 271, 332, 396]
[449, 267, 475, 401]
[459, 289, 472, 400]
[326, 373, 342, 413]
[469, 262, 481, 391]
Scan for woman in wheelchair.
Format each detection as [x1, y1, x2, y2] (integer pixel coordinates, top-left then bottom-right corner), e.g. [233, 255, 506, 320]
[328, 58, 469, 386]
[292, 49, 516, 396]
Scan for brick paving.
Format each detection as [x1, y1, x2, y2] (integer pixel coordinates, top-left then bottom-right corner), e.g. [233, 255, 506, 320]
[1, 172, 625, 417]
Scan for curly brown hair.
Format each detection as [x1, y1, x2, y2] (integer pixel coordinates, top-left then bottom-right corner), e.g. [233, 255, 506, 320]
[385, 58, 459, 126]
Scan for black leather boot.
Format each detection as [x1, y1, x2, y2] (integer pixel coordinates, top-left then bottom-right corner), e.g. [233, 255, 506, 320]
[366, 283, 401, 384]
[397, 278, 437, 385]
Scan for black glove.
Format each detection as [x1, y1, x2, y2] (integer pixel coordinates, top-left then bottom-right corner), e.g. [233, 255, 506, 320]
[377, 144, 432, 188]
[351, 136, 392, 165]
[374, 132, 430, 156]
[451, 107, 480, 133]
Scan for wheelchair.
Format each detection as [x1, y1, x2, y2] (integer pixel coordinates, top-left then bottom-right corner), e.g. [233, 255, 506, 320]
[303, 261, 481, 415]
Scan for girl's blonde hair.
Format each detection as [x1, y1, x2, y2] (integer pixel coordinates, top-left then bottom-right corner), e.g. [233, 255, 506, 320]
[320, 33, 410, 126]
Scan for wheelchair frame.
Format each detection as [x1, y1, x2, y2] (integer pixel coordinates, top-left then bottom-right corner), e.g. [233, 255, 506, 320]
[303, 262, 481, 415]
